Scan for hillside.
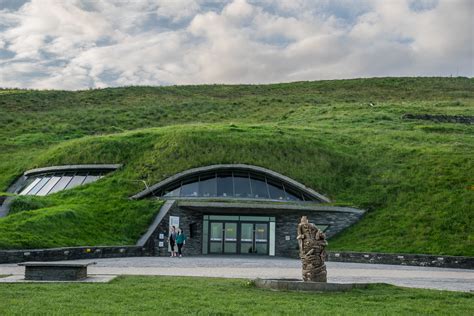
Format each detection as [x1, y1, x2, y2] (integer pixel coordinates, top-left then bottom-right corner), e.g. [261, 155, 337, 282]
[0, 77, 473, 255]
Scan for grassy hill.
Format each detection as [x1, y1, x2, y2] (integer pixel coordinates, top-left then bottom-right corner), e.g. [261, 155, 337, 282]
[0, 77, 473, 255]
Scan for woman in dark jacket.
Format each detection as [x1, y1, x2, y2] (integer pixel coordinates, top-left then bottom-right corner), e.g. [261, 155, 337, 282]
[176, 228, 187, 257]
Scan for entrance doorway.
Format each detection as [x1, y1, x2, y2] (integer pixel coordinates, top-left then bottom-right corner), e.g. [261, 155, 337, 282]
[208, 221, 269, 255]
[240, 223, 268, 254]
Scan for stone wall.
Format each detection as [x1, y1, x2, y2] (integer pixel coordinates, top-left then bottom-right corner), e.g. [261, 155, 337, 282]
[327, 251, 474, 269]
[0, 246, 472, 269]
[275, 211, 364, 258]
[146, 204, 204, 256]
[0, 246, 148, 264]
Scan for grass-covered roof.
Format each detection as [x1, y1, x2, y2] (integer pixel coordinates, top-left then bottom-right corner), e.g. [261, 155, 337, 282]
[0, 77, 472, 255]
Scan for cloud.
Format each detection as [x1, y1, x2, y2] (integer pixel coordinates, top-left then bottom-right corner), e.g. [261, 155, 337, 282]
[0, 0, 472, 89]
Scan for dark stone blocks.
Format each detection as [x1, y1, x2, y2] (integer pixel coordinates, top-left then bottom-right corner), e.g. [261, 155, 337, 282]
[24, 266, 87, 281]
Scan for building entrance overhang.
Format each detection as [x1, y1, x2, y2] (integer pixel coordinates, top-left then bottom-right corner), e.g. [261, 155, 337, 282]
[177, 200, 365, 215]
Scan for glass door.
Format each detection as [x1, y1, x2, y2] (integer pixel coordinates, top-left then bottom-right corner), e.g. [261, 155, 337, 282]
[209, 222, 223, 253]
[224, 223, 237, 253]
[254, 223, 268, 255]
[238, 223, 269, 255]
[209, 222, 238, 254]
[240, 223, 254, 254]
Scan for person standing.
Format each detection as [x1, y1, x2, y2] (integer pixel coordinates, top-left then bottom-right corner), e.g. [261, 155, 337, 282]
[176, 228, 187, 258]
[169, 226, 177, 257]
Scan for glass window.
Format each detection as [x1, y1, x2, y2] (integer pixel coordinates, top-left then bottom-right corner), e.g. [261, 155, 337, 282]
[283, 185, 303, 201]
[302, 193, 315, 201]
[240, 223, 254, 254]
[36, 176, 61, 196]
[27, 177, 50, 195]
[156, 169, 313, 201]
[249, 175, 269, 199]
[217, 172, 233, 197]
[255, 243, 268, 254]
[209, 222, 223, 253]
[210, 222, 223, 241]
[65, 174, 87, 189]
[180, 177, 199, 197]
[82, 174, 101, 185]
[267, 179, 286, 200]
[199, 174, 216, 197]
[163, 181, 181, 197]
[233, 172, 252, 198]
[19, 178, 41, 195]
[224, 223, 237, 242]
[209, 242, 222, 253]
[49, 175, 73, 194]
[255, 223, 268, 242]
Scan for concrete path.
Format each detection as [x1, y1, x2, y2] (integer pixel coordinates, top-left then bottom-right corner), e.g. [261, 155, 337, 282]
[1, 256, 473, 292]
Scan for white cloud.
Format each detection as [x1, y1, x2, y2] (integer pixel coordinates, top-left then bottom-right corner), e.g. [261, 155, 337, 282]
[0, 0, 472, 89]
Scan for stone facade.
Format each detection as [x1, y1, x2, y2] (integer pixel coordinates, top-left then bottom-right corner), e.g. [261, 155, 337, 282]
[145, 203, 364, 258]
[275, 211, 362, 258]
[146, 204, 204, 256]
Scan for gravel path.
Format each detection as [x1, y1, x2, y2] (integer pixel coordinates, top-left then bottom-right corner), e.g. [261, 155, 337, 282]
[1, 256, 472, 292]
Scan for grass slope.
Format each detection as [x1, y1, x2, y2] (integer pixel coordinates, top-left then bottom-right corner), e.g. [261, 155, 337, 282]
[0, 276, 472, 315]
[0, 77, 473, 255]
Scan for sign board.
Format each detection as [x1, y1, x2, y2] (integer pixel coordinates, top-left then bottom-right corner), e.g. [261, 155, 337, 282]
[170, 216, 180, 228]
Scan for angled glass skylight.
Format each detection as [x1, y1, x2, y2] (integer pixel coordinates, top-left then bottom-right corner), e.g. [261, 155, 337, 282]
[11, 164, 121, 196]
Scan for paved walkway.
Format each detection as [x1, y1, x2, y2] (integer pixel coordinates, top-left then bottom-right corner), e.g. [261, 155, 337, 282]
[1, 256, 473, 292]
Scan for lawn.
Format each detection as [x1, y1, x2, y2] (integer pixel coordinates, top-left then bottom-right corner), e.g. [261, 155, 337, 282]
[0, 276, 472, 315]
[0, 77, 473, 255]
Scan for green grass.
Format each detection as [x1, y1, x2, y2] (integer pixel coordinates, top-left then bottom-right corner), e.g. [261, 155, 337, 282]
[0, 77, 473, 255]
[0, 276, 472, 315]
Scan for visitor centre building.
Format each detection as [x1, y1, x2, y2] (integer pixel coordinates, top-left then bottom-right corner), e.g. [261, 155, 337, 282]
[5, 163, 365, 258]
[132, 164, 365, 258]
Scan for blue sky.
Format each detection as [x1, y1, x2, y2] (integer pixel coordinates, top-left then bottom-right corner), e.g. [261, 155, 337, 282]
[0, 0, 472, 90]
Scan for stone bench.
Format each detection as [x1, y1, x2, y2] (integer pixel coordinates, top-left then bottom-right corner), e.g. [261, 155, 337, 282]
[18, 262, 96, 281]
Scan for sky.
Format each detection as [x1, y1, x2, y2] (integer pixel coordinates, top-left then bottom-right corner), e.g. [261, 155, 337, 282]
[0, 0, 472, 90]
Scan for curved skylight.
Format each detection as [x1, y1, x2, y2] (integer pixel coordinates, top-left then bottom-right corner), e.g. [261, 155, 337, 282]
[132, 164, 330, 202]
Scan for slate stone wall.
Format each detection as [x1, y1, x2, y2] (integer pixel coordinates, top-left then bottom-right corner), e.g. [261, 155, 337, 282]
[0, 246, 472, 269]
[0, 246, 148, 264]
[146, 204, 204, 256]
[145, 206, 363, 258]
[326, 251, 474, 269]
[275, 211, 364, 258]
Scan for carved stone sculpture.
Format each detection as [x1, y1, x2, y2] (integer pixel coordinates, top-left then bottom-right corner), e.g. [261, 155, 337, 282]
[297, 216, 328, 282]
